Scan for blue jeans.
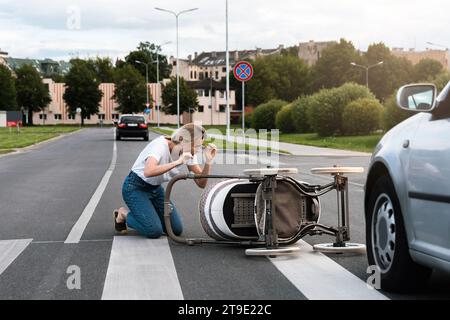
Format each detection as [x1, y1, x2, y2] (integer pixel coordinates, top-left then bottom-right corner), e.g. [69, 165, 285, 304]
[122, 171, 183, 239]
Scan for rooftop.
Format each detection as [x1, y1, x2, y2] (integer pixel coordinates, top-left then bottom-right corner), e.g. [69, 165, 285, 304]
[191, 46, 284, 66]
[4, 57, 71, 76]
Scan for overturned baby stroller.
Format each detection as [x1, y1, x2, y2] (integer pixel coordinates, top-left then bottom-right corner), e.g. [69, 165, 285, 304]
[164, 167, 366, 256]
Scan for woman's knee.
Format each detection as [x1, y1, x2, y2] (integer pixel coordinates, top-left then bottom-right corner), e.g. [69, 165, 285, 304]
[172, 224, 183, 237]
[143, 223, 164, 239]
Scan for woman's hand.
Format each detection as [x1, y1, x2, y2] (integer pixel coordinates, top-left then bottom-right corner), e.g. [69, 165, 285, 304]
[205, 144, 218, 165]
[177, 152, 194, 166]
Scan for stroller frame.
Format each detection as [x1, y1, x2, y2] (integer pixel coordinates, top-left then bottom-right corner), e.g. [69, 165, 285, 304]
[164, 167, 366, 256]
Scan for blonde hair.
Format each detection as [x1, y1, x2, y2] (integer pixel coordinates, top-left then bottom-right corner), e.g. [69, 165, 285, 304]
[170, 123, 206, 145]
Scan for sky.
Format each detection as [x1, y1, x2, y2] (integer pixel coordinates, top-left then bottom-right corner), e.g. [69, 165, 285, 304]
[0, 0, 449, 61]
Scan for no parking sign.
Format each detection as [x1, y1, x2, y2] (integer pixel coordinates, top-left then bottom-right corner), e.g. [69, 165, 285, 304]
[233, 61, 254, 130]
[233, 61, 253, 82]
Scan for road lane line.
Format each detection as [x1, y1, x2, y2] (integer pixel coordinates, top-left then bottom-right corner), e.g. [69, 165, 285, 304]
[102, 236, 184, 300]
[65, 129, 117, 244]
[269, 241, 388, 300]
[0, 239, 33, 276]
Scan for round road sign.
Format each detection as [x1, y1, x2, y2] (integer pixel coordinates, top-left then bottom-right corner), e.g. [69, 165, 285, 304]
[233, 61, 254, 82]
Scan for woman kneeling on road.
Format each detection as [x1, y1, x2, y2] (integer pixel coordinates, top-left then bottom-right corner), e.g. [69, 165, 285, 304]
[114, 123, 217, 238]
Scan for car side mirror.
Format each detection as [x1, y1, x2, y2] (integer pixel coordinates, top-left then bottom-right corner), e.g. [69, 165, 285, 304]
[397, 84, 437, 113]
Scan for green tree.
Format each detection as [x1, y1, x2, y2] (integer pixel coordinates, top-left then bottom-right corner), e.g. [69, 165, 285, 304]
[342, 98, 383, 135]
[362, 43, 414, 101]
[51, 74, 66, 83]
[242, 55, 310, 107]
[161, 77, 199, 123]
[307, 83, 374, 137]
[251, 99, 287, 130]
[413, 58, 444, 82]
[90, 57, 115, 83]
[275, 103, 296, 133]
[0, 64, 17, 111]
[432, 71, 450, 91]
[124, 42, 172, 83]
[113, 64, 148, 114]
[15, 64, 51, 126]
[382, 95, 413, 131]
[281, 46, 300, 57]
[63, 60, 103, 126]
[291, 95, 314, 133]
[71, 57, 115, 83]
[312, 39, 362, 91]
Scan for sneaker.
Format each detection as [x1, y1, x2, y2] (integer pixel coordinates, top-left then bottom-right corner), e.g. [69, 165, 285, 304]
[113, 210, 128, 235]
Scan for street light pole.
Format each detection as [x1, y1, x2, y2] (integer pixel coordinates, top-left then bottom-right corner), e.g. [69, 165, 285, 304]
[155, 7, 199, 128]
[225, 0, 230, 138]
[136, 60, 150, 112]
[154, 41, 171, 128]
[350, 61, 384, 89]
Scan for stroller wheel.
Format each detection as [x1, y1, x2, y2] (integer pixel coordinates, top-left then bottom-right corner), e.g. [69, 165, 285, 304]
[245, 246, 300, 257]
[313, 243, 366, 255]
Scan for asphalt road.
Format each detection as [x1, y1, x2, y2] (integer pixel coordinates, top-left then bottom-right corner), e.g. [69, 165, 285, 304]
[0, 128, 449, 300]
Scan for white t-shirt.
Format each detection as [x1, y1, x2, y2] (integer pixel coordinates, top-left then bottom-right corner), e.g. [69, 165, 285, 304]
[132, 136, 199, 186]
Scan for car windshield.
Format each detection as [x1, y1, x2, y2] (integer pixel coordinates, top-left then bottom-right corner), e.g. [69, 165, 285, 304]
[121, 117, 145, 124]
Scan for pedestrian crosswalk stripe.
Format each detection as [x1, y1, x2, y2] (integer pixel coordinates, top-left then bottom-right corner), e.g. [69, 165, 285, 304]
[65, 129, 117, 244]
[102, 236, 184, 300]
[0, 239, 33, 276]
[269, 241, 389, 300]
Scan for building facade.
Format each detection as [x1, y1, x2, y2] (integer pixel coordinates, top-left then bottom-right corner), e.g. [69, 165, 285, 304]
[169, 45, 285, 82]
[0, 49, 7, 67]
[4, 57, 71, 78]
[391, 48, 450, 70]
[298, 40, 337, 66]
[31, 79, 235, 126]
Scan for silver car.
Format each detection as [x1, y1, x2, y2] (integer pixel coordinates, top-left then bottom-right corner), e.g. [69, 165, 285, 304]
[365, 82, 450, 293]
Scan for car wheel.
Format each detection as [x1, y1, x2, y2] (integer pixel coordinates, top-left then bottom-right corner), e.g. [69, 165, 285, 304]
[116, 135, 121, 141]
[366, 175, 432, 293]
[144, 135, 149, 141]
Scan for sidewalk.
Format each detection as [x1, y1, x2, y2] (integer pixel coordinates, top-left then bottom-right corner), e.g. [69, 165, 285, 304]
[159, 127, 371, 157]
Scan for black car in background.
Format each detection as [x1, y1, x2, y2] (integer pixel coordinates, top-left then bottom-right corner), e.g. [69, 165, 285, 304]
[116, 115, 149, 141]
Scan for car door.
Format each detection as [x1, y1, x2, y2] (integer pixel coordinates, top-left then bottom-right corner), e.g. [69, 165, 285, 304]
[407, 111, 450, 261]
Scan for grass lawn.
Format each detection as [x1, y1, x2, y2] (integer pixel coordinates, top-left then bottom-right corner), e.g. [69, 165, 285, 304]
[152, 125, 383, 153]
[0, 126, 80, 150]
[278, 133, 384, 153]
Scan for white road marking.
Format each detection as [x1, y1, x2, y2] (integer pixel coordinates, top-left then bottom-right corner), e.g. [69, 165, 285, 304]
[269, 241, 389, 300]
[0, 239, 33, 276]
[65, 130, 117, 244]
[102, 236, 184, 300]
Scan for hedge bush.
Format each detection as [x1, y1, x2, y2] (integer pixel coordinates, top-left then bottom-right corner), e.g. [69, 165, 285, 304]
[382, 95, 412, 131]
[307, 83, 374, 137]
[291, 96, 314, 133]
[251, 99, 287, 130]
[275, 104, 296, 133]
[342, 98, 383, 135]
[237, 113, 253, 129]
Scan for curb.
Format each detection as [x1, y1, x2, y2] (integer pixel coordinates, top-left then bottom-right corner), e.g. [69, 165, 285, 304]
[0, 129, 86, 159]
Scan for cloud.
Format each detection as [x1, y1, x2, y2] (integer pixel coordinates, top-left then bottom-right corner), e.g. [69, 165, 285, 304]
[1, 0, 450, 60]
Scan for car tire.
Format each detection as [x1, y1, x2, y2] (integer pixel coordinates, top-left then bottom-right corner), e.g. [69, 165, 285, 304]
[116, 135, 121, 141]
[144, 135, 149, 141]
[366, 175, 432, 293]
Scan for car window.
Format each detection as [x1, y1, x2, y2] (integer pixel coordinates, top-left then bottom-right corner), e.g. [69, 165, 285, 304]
[120, 117, 145, 124]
